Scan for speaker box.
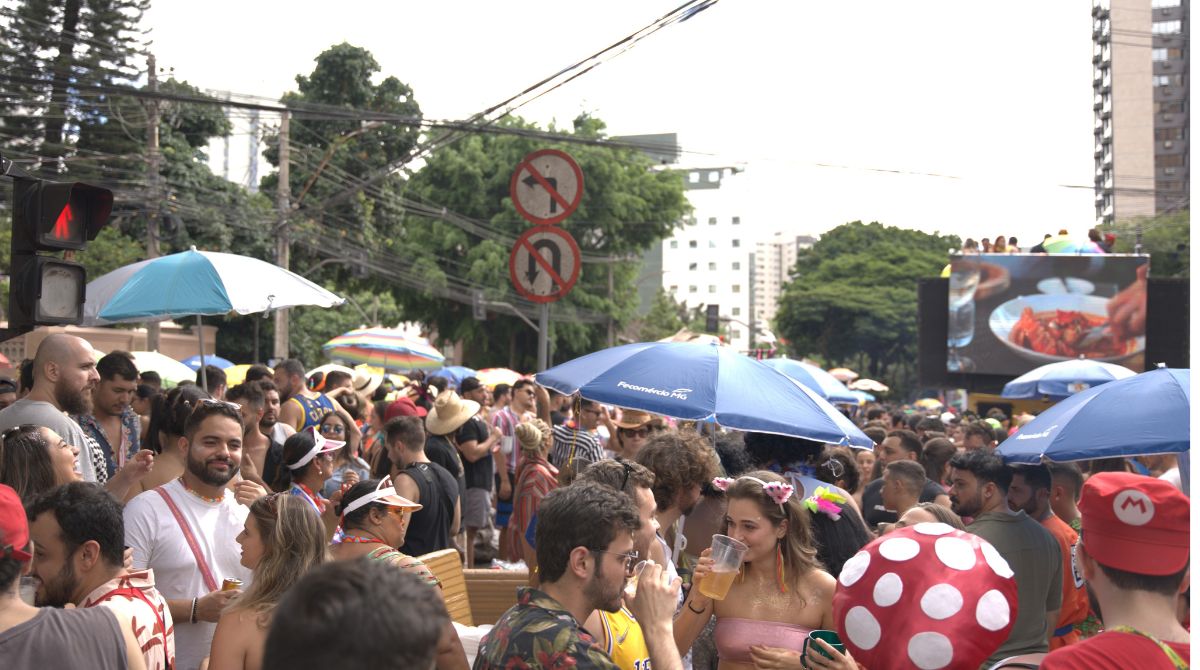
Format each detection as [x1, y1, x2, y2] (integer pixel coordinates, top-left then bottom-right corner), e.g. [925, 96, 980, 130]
[1144, 277, 1189, 369]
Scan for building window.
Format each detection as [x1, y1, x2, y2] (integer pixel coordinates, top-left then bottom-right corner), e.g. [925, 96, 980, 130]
[1152, 0, 1181, 7]
[1152, 20, 1182, 35]
[732, 307, 741, 316]
[732, 216, 741, 225]
[689, 172, 700, 183]
[689, 285, 698, 293]
[708, 171, 720, 182]
[709, 240, 717, 248]
[729, 329, 741, 339]
[708, 262, 717, 271]
[708, 285, 717, 293]
[689, 240, 698, 248]
[708, 217, 717, 225]
[669, 240, 678, 249]
[669, 285, 678, 292]
[689, 262, 698, 271]
[1153, 75, 1171, 87]
[732, 285, 741, 293]
[732, 239, 741, 248]
[732, 262, 741, 270]
[1153, 48, 1168, 61]
[1155, 127, 1184, 141]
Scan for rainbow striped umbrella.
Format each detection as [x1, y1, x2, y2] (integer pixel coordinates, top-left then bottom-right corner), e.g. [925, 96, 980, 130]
[323, 327, 445, 371]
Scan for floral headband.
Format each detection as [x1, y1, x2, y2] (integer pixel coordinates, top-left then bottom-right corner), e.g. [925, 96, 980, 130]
[804, 486, 846, 521]
[711, 476, 795, 508]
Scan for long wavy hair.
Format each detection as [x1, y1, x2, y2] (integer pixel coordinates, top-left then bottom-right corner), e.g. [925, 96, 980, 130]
[229, 494, 328, 625]
[0, 425, 55, 506]
[722, 470, 821, 586]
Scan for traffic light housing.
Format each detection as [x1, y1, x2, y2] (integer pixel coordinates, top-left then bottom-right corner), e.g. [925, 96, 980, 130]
[705, 304, 720, 333]
[8, 178, 113, 334]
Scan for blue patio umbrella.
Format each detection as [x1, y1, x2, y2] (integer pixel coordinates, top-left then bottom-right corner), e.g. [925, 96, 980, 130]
[760, 358, 860, 403]
[431, 365, 479, 388]
[536, 341, 873, 448]
[996, 367, 1190, 464]
[1001, 359, 1136, 400]
[181, 355, 235, 371]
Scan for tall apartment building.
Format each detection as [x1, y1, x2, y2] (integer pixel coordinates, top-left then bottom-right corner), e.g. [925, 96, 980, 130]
[657, 166, 755, 351]
[750, 233, 817, 343]
[1093, 0, 1190, 224]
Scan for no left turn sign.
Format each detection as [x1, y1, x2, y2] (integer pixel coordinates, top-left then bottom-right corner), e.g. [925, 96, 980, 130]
[509, 149, 584, 225]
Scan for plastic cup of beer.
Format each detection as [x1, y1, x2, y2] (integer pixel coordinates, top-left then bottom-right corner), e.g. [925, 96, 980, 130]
[623, 560, 651, 599]
[698, 534, 748, 600]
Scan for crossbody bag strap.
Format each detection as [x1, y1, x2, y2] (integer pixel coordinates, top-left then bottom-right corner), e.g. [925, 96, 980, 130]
[1109, 626, 1189, 670]
[155, 487, 220, 593]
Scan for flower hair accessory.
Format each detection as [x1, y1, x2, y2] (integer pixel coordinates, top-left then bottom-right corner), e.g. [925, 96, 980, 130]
[804, 486, 846, 520]
[711, 477, 736, 492]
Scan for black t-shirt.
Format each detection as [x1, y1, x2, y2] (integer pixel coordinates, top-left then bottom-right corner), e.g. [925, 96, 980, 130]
[425, 434, 466, 512]
[262, 439, 285, 491]
[456, 415, 493, 491]
[862, 476, 947, 528]
[398, 461, 458, 556]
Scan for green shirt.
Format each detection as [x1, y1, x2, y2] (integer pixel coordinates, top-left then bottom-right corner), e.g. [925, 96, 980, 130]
[968, 510, 1063, 668]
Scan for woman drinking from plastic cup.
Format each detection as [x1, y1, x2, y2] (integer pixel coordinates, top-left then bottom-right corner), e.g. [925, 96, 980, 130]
[675, 470, 836, 670]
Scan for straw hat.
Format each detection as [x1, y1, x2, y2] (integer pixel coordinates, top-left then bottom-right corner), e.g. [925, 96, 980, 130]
[614, 409, 654, 429]
[352, 364, 384, 397]
[425, 390, 480, 436]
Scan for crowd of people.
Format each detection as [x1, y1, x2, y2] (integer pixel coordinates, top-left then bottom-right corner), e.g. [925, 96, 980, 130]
[961, 228, 1118, 255]
[0, 332, 1189, 670]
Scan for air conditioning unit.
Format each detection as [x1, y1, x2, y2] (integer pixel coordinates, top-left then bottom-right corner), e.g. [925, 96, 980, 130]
[1164, 140, 1174, 148]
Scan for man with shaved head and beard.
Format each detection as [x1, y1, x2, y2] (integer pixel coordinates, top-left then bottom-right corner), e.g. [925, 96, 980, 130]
[0, 334, 103, 483]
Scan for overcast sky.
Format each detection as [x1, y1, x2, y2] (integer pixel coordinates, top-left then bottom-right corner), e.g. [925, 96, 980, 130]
[143, 0, 1097, 247]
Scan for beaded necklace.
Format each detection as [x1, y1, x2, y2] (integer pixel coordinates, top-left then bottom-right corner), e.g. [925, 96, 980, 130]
[178, 477, 224, 504]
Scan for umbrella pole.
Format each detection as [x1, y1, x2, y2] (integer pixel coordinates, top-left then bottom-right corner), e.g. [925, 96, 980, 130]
[197, 315, 208, 393]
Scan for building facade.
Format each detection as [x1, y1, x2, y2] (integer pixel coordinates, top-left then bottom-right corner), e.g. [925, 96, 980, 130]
[1093, 0, 1190, 224]
[750, 233, 816, 344]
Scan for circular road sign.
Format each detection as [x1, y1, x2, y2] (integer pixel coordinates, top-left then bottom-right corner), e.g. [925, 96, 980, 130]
[509, 226, 581, 303]
[509, 149, 584, 226]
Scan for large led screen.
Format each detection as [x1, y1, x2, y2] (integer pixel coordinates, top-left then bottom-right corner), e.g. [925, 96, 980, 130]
[947, 254, 1148, 376]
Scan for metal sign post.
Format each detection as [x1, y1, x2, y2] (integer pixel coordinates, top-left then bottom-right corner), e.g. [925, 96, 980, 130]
[537, 303, 550, 371]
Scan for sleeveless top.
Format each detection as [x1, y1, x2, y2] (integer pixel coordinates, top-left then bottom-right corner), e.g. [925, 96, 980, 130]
[397, 462, 455, 556]
[0, 606, 129, 670]
[714, 617, 812, 665]
[600, 607, 650, 670]
[287, 394, 335, 431]
[365, 546, 442, 588]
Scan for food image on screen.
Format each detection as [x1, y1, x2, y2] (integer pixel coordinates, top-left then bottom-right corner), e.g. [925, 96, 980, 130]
[1009, 308, 1132, 359]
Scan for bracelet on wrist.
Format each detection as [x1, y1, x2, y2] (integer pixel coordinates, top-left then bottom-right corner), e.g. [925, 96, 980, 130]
[190, 597, 198, 624]
[686, 599, 707, 614]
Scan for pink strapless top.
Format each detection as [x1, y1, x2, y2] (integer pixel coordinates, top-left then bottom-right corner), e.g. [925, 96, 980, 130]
[713, 617, 812, 665]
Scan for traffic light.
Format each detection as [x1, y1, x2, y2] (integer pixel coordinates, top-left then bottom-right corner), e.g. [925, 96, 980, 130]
[705, 304, 720, 333]
[8, 178, 113, 333]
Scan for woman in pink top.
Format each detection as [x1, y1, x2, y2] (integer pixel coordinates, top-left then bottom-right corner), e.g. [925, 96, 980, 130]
[674, 471, 836, 670]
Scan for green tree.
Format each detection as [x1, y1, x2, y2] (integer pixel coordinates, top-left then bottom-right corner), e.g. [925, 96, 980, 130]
[399, 114, 689, 369]
[630, 289, 687, 342]
[1099, 210, 1189, 278]
[774, 221, 959, 396]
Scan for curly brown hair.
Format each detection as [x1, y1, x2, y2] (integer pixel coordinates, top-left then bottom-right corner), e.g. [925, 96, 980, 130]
[634, 430, 718, 512]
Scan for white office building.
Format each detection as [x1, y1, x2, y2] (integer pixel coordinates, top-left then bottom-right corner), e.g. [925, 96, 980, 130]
[750, 232, 817, 342]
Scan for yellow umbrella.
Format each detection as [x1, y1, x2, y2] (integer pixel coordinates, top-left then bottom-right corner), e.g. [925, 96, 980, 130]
[914, 398, 943, 410]
[224, 364, 263, 387]
[476, 368, 523, 389]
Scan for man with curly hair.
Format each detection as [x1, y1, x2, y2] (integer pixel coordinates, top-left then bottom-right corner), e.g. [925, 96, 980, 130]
[634, 431, 719, 581]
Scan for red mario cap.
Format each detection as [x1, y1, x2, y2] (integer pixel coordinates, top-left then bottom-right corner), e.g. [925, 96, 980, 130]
[1079, 472, 1189, 576]
[0, 484, 31, 562]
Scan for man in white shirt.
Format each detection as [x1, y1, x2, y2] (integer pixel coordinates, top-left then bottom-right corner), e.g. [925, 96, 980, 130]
[124, 399, 254, 670]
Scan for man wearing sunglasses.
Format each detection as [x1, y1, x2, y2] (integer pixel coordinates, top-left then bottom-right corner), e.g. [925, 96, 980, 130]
[474, 482, 683, 670]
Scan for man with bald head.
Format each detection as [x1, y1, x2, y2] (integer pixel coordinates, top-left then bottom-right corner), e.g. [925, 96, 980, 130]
[0, 334, 104, 482]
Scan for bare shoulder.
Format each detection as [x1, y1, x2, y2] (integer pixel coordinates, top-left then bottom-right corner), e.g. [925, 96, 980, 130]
[806, 568, 837, 596]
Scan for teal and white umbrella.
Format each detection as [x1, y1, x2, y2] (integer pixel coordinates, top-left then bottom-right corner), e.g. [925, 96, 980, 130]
[83, 248, 344, 390]
[85, 247, 343, 325]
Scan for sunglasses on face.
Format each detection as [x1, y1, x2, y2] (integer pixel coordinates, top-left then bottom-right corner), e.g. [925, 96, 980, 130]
[619, 427, 649, 439]
[320, 424, 346, 435]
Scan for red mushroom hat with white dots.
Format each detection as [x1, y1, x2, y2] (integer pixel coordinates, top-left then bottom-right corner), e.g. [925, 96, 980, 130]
[832, 523, 1019, 670]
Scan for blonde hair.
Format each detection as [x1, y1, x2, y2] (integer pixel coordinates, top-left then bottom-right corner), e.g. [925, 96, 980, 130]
[229, 494, 329, 625]
[516, 419, 550, 458]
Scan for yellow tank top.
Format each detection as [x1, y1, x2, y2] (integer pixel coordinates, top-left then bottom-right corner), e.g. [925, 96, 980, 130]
[600, 607, 651, 670]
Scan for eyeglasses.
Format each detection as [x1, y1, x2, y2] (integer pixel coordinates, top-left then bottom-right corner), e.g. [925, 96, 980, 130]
[590, 549, 640, 576]
[619, 427, 649, 439]
[197, 398, 242, 411]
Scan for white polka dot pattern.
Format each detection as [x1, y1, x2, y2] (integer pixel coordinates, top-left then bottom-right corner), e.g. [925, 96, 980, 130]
[913, 522, 955, 536]
[844, 606, 882, 650]
[839, 550, 871, 587]
[873, 573, 903, 607]
[919, 583, 963, 620]
[975, 589, 1011, 631]
[908, 632, 955, 669]
[933, 536, 975, 571]
[980, 540, 1014, 579]
[878, 536, 920, 562]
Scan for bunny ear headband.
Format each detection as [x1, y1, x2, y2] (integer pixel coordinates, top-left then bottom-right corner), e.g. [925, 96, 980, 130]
[711, 476, 795, 508]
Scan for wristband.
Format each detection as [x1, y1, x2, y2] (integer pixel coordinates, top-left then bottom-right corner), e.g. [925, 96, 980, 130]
[190, 597, 198, 624]
[686, 599, 707, 614]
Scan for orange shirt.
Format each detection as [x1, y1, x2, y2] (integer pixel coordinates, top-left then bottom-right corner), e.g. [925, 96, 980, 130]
[1042, 513, 1089, 650]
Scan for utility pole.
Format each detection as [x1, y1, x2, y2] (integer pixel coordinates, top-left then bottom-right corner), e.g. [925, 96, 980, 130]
[607, 263, 614, 347]
[247, 109, 260, 193]
[272, 110, 290, 361]
[145, 53, 161, 351]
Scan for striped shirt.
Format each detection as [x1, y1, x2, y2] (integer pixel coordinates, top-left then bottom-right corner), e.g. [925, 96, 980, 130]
[549, 423, 604, 469]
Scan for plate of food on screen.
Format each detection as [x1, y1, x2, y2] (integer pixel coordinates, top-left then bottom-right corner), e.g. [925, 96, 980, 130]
[988, 294, 1144, 363]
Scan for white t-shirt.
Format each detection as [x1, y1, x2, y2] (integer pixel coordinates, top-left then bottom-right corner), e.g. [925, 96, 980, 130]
[124, 479, 252, 670]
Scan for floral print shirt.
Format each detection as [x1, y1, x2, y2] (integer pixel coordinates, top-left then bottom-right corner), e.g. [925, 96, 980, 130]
[473, 587, 620, 670]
